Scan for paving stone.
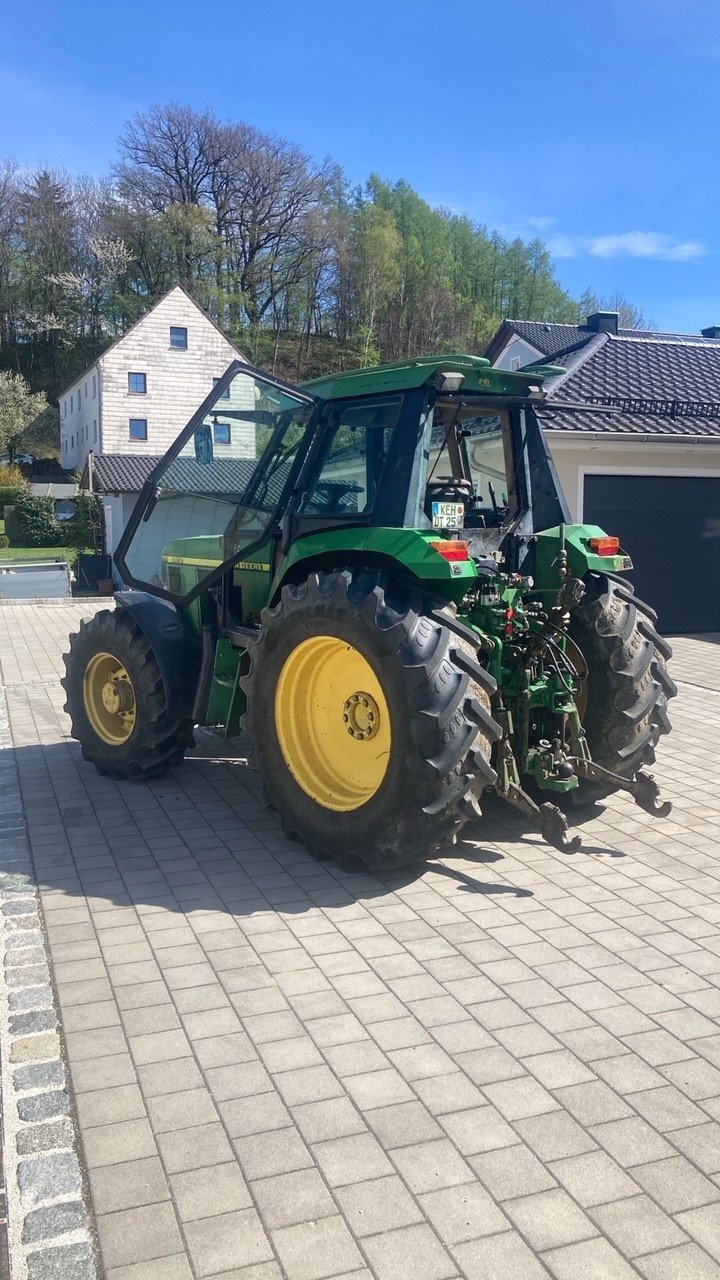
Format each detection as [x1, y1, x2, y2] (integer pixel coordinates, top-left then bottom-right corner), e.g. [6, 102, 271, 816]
[18, 1152, 81, 1207]
[420, 1181, 508, 1244]
[675, 1203, 720, 1263]
[89, 1156, 170, 1214]
[271, 1215, 366, 1280]
[96, 1201, 184, 1269]
[234, 1128, 314, 1181]
[335, 1174, 423, 1237]
[156, 1122, 234, 1174]
[365, 1099, 442, 1149]
[542, 1236, 640, 1279]
[670, 1123, 720, 1175]
[252, 1167, 337, 1229]
[83, 1117, 157, 1168]
[453, 1229, 553, 1279]
[16, 1117, 75, 1156]
[548, 1150, 638, 1207]
[361, 1222, 455, 1280]
[23, 1198, 87, 1243]
[503, 1187, 598, 1251]
[184, 1208, 273, 1277]
[291, 1097, 366, 1144]
[590, 1117, 675, 1168]
[390, 1137, 474, 1194]
[636, 1242, 720, 1279]
[589, 1195, 688, 1257]
[26, 1242, 96, 1280]
[472, 1143, 557, 1200]
[515, 1111, 597, 1161]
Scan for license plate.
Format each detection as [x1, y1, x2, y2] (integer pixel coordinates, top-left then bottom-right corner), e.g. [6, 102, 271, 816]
[431, 501, 465, 529]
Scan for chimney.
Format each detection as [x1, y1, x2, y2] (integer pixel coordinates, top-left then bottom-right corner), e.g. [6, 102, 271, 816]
[586, 311, 619, 335]
[701, 325, 720, 338]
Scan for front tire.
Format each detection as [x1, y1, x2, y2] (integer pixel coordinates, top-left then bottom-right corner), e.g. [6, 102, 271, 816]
[568, 573, 676, 803]
[62, 608, 195, 780]
[242, 569, 502, 871]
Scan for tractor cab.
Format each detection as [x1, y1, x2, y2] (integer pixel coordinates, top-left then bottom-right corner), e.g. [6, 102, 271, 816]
[115, 353, 572, 622]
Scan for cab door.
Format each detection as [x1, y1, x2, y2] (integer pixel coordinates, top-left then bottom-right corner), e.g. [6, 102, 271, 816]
[115, 361, 320, 608]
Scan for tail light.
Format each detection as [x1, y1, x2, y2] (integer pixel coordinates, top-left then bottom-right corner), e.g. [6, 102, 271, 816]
[589, 536, 621, 556]
[430, 540, 471, 563]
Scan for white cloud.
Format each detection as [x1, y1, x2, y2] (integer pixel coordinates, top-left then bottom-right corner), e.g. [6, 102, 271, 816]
[587, 232, 707, 262]
[547, 231, 708, 262]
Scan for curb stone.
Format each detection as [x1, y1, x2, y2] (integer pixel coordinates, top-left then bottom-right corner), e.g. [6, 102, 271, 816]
[0, 687, 100, 1280]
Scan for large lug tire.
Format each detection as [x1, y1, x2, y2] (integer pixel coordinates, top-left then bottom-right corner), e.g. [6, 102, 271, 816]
[242, 569, 502, 872]
[568, 573, 677, 803]
[61, 608, 195, 781]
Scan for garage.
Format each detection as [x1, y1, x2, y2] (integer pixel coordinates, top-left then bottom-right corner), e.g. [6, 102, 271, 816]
[583, 472, 720, 634]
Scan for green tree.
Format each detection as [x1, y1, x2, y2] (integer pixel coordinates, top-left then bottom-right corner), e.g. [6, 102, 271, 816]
[0, 371, 58, 462]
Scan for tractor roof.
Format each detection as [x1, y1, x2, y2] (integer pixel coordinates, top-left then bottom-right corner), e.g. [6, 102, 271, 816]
[303, 354, 565, 400]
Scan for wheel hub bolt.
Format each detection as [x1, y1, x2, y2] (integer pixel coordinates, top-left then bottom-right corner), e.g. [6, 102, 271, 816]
[343, 691, 380, 741]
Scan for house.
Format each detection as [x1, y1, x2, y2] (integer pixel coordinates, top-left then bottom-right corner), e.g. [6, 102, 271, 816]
[486, 312, 720, 632]
[59, 285, 245, 475]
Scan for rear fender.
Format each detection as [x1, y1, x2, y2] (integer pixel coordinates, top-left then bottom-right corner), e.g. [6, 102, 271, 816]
[114, 590, 202, 719]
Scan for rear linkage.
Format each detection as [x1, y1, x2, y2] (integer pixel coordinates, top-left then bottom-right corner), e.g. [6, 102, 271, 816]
[490, 694, 671, 856]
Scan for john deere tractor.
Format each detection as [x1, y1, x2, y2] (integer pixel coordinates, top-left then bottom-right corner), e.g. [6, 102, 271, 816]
[62, 354, 676, 869]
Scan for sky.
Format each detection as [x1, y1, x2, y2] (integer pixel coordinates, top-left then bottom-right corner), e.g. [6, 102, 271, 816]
[2, 0, 720, 332]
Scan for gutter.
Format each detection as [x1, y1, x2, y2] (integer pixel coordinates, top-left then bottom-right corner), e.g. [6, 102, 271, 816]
[543, 430, 720, 445]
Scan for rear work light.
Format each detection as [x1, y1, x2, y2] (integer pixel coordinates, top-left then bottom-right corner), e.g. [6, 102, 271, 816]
[589, 536, 621, 556]
[429, 540, 471, 562]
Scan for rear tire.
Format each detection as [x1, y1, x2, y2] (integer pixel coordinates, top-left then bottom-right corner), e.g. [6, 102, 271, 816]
[242, 568, 502, 872]
[62, 608, 195, 780]
[568, 573, 676, 803]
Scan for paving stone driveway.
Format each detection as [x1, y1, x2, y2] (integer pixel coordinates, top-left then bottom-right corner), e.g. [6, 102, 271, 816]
[2, 602, 720, 1280]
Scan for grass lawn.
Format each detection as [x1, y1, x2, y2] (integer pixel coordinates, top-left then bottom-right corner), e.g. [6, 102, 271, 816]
[0, 545, 78, 564]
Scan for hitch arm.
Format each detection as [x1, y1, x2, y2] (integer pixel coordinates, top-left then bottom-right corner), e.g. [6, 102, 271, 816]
[493, 732, 581, 855]
[570, 759, 672, 818]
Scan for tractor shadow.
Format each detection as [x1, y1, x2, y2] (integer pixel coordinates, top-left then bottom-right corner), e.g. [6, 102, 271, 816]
[3, 736, 627, 940]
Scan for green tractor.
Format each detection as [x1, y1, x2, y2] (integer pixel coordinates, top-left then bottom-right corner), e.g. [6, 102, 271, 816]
[62, 354, 676, 869]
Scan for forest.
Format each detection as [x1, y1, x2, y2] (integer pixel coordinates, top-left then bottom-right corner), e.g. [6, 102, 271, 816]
[0, 101, 647, 415]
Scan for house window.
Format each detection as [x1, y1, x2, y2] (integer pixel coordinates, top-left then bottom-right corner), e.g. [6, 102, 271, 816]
[170, 326, 188, 349]
[213, 377, 231, 400]
[511, 357, 521, 371]
[63, 401, 66, 419]
[128, 372, 147, 394]
[92, 374, 96, 398]
[84, 382, 88, 398]
[71, 434, 74, 447]
[93, 420, 97, 442]
[214, 422, 231, 445]
[129, 418, 148, 441]
[70, 394, 73, 412]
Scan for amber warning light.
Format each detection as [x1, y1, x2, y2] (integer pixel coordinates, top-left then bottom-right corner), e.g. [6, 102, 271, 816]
[429, 540, 471, 562]
[589, 536, 621, 556]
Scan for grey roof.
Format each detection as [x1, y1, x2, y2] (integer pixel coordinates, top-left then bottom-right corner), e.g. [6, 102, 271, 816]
[84, 454, 162, 493]
[29, 483, 78, 498]
[490, 319, 720, 362]
[487, 320, 720, 438]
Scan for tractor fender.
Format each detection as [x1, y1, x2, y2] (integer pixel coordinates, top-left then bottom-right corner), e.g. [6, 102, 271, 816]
[113, 590, 202, 719]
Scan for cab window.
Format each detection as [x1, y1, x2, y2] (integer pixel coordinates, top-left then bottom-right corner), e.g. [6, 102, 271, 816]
[299, 396, 402, 517]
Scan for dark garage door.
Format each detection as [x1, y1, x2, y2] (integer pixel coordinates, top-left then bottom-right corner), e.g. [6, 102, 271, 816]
[583, 473, 720, 634]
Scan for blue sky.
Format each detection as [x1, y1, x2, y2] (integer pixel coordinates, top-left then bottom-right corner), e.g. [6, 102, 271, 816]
[3, 0, 720, 331]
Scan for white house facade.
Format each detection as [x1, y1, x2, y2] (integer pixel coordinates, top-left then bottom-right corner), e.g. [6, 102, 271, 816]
[60, 286, 245, 474]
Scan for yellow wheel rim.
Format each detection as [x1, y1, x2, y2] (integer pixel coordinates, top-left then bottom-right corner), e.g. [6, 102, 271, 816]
[83, 651, 137, 746]
[275, 636, 391, 811]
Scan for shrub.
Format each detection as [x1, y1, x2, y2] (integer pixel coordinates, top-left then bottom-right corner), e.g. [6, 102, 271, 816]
[64, 492, 103, 551]
[0, 534, 8, 549]
[5, 492, 62, 547]
[0, 465, 28, 488]
[0, 485, 24, 513]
